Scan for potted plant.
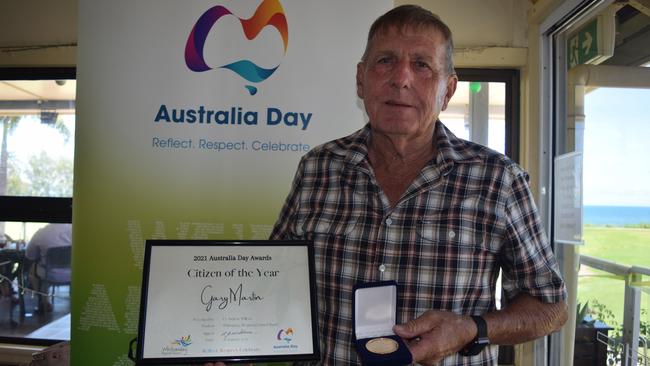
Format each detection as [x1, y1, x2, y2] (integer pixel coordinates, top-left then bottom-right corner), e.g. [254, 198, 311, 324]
[574, 302, 613, 366]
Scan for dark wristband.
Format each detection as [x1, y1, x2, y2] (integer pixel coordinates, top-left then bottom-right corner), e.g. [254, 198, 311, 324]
[459, 315, 489, 356]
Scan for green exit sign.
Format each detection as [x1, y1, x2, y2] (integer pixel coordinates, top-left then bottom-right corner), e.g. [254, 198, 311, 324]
[567, 18, 600, 69]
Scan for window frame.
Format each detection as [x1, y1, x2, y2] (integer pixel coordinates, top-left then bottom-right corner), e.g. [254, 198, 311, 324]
[0, 67, 75, 346]
[455, 68, 521, 163]
[0, 67, 75, 223]
[1, 68, 519, 222]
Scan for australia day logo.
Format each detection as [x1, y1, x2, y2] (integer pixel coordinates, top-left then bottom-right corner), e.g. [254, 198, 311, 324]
[277, 327, 294, 343]
[274, 327, 298, 350]
[184, 0, 289, 96]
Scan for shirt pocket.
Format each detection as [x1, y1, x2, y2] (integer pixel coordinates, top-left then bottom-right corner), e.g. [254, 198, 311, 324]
[296, 211, 360, 239]
[416, 199, 500, 255]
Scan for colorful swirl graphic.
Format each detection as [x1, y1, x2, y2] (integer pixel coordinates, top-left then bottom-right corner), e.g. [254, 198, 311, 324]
[172, 335, 192, 347]
[185, 0, 288, 95]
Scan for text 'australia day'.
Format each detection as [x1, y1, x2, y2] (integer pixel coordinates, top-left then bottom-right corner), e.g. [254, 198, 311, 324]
[154, 105, 313, 130]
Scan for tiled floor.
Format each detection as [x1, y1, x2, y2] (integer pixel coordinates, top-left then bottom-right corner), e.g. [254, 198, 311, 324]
[0, 285, 70, 342]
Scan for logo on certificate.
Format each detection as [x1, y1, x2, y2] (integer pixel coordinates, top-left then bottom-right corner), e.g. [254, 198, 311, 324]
[173, 335, 193, 347]
[274, 327, 298, 351]
[161, 334, 192, 355]
[277, 327, 294, 343]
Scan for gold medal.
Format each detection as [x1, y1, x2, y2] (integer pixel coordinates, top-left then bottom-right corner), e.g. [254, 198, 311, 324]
[365, 337, 399, 354]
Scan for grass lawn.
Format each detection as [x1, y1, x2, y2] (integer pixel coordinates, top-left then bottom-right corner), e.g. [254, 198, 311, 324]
[577, 226, 650, 331]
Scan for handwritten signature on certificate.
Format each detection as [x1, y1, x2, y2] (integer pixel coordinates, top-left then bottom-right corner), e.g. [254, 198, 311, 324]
[220, 329, 254, 341]
[200, 283, 264, 311]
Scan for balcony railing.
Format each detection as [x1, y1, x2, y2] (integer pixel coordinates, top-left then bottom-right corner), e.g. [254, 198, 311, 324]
[580, 254, 650, 365]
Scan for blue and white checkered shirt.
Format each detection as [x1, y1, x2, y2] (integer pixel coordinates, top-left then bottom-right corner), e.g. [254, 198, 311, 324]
[271, 122, 566, 365]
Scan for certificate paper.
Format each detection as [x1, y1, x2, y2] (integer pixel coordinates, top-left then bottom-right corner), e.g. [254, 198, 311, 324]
[135, 240, 319, 364]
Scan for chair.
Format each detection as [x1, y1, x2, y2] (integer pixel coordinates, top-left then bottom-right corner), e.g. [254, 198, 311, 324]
[37, 246, 72, 307]
[1, 248, 27, 320]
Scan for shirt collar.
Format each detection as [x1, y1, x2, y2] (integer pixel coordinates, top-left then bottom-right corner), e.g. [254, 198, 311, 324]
[434, 121, 484, 165]
[323, 124, 371, 167]
[323, 121, 483, 167]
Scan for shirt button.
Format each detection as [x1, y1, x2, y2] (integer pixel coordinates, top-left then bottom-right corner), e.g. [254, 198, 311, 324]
[448, 231, 456, 239]
[385, 218, 393, 226]
[378, 264, 386, 272]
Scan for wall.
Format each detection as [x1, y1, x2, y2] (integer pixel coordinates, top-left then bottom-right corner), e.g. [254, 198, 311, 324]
[396, 0, 530, 68]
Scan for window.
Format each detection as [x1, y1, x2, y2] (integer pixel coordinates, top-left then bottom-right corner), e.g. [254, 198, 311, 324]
[0, 67, 75, 345]
[451, 69, 520, 162]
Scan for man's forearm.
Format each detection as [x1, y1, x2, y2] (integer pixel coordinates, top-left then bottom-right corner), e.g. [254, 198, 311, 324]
[483, 293, 567, 345]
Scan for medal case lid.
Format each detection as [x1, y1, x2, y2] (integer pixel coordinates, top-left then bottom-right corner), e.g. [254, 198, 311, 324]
[354, 281, 397, 339]
[353, 281, 412, 366]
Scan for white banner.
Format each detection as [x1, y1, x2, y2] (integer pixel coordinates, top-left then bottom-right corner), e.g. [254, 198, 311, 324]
[73, 1, 392, 364]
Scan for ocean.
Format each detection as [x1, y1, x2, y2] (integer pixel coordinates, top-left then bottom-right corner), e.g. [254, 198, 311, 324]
[583, 205, 650, 226]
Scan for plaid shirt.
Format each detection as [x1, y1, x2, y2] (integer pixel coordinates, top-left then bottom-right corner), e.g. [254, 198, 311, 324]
[271, 122, 566, 365]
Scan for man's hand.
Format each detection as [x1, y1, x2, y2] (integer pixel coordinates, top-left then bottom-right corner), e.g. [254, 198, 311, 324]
[393, 295, 568, 365]
[393, 310, 477, 366]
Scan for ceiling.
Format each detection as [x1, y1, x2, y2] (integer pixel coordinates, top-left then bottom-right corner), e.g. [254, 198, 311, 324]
[0, 80, 76, 115]
[603, 4, 650, 66]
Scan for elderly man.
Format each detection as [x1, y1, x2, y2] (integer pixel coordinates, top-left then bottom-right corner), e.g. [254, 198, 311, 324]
[209, 5, 567, 366]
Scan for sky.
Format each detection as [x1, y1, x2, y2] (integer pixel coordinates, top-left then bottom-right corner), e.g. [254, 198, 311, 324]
[583, 87, 650, 207]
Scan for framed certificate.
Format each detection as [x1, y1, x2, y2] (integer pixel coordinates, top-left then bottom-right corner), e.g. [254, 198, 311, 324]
[134, 240, 320, 364]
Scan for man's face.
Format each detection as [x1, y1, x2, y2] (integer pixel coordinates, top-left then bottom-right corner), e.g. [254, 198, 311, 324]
[356, 26, 457, 139]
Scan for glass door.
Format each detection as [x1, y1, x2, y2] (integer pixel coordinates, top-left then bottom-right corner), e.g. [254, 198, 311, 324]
[552, 3, 650, 365]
